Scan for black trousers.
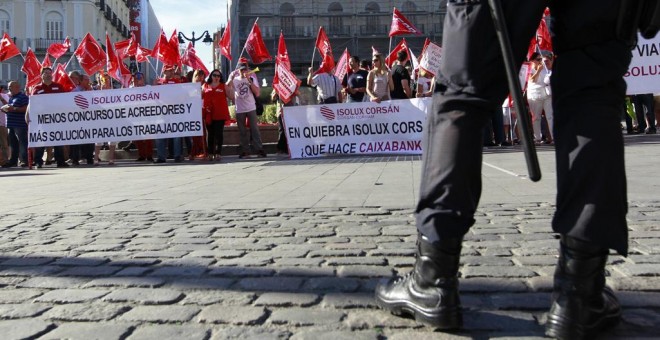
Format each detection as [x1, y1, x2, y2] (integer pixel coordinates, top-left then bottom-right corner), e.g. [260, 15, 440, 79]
[417, 0, 630, 255]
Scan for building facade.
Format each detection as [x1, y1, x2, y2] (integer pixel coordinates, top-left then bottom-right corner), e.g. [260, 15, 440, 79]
[221, 0, 448, 81]
[0, 0, 161, 86]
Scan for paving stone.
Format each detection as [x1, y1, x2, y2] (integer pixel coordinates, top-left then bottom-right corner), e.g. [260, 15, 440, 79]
[462, 266, 537, 279]
[58, 266, 122, 277]
[325, 257, 386, 266]
[208, 267, 275, 277]
[0, 257, 55, 266]
[235, 277, 304, 292]
[34, 289, 109, 303]
[128, 324, 210, 340]
[273, 257, 324, 266]
[17, 277, 89, 289]
[0, 289, 43, 303]
[39, 322, 134, 340]
[211, 326, 291, 340]
[461, 256, 514, 266]
[274, 266, 336, 277]
[615, 263, 660, 277]
[118, 305, 200, 322]
[463, 310, 541, 331]
[343, 310, 420, 328]
[83, 277, 165, 288]
[103, 288, 183, 304]
[291, 330, 380, 340]
[198, 305, 267, 325]
[460, 278, 529, 292]
[0, 303, 51, 318]
[0, 266, 64, 277]
[43, 303, 130, 321]
[512, 256, 558, 266]
[320, 292, 379, 309]
[337, 265, 394, 277]
[610, 277, 660, 291]
[489, 293, 552, 310]
[303, 277, 361, 292]
[0, 319, 54, 339]
[52, 257, 109, 266]
[618, 291, 660, 307]
[113, 267, 153, 276]
[268, 307, 345, 326]
[385, 330, 473, 340]
[166, 278, 234, 290]
[147, 266, 208, 277]
[131, 251, 188, 258]
[181, 291, 256, 306]
[253, 293, 319, 307]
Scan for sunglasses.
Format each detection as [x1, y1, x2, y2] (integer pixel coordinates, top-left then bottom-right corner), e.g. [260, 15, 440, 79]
[212, 74, 221, 77]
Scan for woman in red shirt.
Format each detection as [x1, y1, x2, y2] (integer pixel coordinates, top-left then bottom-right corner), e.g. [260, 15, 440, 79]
[202, 69, 232, 161]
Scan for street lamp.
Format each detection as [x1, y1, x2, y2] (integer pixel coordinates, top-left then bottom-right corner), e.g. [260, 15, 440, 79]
[178, 30, 214, 47]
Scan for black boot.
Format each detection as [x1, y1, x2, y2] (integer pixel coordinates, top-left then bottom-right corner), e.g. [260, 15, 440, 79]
[545, 236, 621, 339]
[375, 235, 463, 329]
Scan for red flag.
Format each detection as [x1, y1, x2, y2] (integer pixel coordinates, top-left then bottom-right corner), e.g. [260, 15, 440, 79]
[527, 8, 552, 60]
[135, 44, 152, 63]
[219, 20, 232, 61]
[53, 63, 76, 92]
[151, 29, 180, 67]
[314, 27, 335, 74]
[21, 48, 42, 89]
[389, 8, 423, 37]
[181, 42, 210, 75]
[42, 53, 52, 68]
[273, 34, 300, 105]
[334, 48, 350, 81]
[273, 31, 290, 87]
[385, 38, 409, 67]
[245, 22, 272, 64]
[0, 33, 21, 62]
[419, 38, 431, 62]
[74, 33, 107, 75]
[47, 37, 71, 59]
[115, 33, 137, 60]
[168, 29, 182, 66]
[105, 33, 131, 88]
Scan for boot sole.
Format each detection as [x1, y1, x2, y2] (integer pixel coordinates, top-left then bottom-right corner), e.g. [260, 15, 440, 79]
[545, 308, 621, 340]
[375, 295, 463, 330]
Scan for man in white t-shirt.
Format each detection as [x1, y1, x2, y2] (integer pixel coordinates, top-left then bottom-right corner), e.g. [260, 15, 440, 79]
[227, 63, 266, 158]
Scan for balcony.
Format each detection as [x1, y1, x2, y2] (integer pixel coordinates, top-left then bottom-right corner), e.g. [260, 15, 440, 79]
[359, 25, 388, 36]
[326, 25, 351, 37]
[99, 0, 105, 10]
[34, 38, 69, 52]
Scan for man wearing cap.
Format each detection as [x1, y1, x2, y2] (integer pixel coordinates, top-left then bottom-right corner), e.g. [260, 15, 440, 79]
[227, 63, 266, 158]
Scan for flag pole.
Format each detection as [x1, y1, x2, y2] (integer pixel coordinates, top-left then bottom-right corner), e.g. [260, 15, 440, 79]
[236, 18, 259, 70]
[310, 26, 320, 71]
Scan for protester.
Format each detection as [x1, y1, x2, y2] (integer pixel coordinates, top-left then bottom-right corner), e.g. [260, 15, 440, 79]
[202, 69, 231, 161]
[93, 72, 117, 166]
[271, 88, 299, 156]
[390, 50, 412, 99]
[307, 67, 342, 104]
[415, 69, 435, 98]
[366, 53, 393, 103]
[68, 71, 95, 166]
[1, 81, 29, 168]
[527, 52, 554, 144]
[130, 72, 154, 162]
[375, 3, 632, 339]
[345, 56, 369, 103]
[0, 87, 8, 167]
[189, 69, 207, 160]
[154, 65, 183, 163]
[30, 67, 69, 168]
[227, 63, 266, 159]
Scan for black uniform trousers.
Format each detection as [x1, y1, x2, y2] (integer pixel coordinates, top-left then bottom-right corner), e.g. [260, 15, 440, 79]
[417, 0, 631, 255]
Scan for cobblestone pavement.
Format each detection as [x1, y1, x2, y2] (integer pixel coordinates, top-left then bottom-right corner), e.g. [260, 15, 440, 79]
[0, 203, 659, 339]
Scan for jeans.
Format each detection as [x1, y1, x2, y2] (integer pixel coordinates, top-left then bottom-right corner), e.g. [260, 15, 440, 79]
[156, 138, 181, 161]
[7, 126, 28, 165]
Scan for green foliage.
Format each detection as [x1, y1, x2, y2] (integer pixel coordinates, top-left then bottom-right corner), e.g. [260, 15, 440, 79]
[228, 104, 278, 124]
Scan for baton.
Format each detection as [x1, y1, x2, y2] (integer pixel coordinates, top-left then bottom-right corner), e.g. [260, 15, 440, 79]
[487, 0, 542, 182]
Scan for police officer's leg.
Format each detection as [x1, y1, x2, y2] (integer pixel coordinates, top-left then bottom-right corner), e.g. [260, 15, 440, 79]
[546, 1, 631, 338]
[375, 0, 547, 329]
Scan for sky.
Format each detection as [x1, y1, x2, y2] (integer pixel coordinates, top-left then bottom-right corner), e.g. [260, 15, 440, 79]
[149, 0, 227, 71]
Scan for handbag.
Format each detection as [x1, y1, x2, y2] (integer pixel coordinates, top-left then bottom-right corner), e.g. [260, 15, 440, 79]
[253, 92, 264, 116]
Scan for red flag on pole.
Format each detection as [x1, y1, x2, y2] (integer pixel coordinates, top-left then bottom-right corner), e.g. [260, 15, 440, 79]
[151, 29, 180, 66]
[245, 21, 272, 64]
[135, 44, 152, 63]
[115, 33, 138, 60]
[527, 8, 552, 60]
[0, 33, 21, 62]
[105, 33, 131, 88]
[389, 8, 423, 37]
[334, 48, 350, 81]
[41, 53, 52, 68]
[53, 63, 76, 92]
[168, 29, 182, 67]
[385, 38, 409, 67]
[314, 27, 335, 74]
[181, 42, 209, 75]
[74, 33, 107, 75]
[21, 48, 42, 89]
[47, 37, 71, 59]
[419, 38, 430, 62]
[273, 31, 290, 86]
[219, 20, 232, 61]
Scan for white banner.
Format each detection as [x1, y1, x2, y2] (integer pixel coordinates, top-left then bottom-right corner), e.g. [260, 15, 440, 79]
[625, 33, 660, 95]
[283, 98, 430, 159]
[419, 42, 442, 77]
[27, 83, 202, 147]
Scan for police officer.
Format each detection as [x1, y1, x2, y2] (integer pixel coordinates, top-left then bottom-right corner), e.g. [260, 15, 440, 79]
[375, 1, 634, 339]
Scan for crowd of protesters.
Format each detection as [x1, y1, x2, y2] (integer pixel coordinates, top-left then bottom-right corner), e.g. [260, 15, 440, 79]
[1, 50, 658, 169]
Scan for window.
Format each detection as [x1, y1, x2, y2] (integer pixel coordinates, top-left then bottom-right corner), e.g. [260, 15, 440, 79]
[0, 10, 10, 35]
[328, 3, 343, 35]
[365, 2, 380, 34]
[45, 11, 64, 40]
[280, 3, 295, 35]
[401, 1, 417, 12]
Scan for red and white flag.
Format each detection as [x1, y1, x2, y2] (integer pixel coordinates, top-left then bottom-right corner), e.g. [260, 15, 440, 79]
[389, 7, 423, 37]
[106, 33, 131, 88]
[273, 31, 290, 87]
[47, 37, 71, 59]
[245, 21, 272, 64]
[334, 48, 350, 82]
[273, 31, 300, 104]
[527, 8, 552, 60]
[53, 63, 76, 92]
[151, 29, 180, 67]
[219, 20, 232, 61]
[181, 42, 209, 75]
[41, 53, 52, 68]
[135, 44, 152, 63]
[21, 48, 42, 89]
[0, 32, 21, 62]
[314, 27, 334, 74]
[74, 33, 107, 75]
[385, 38, 409, 67]
[115, 33, 138, 60]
